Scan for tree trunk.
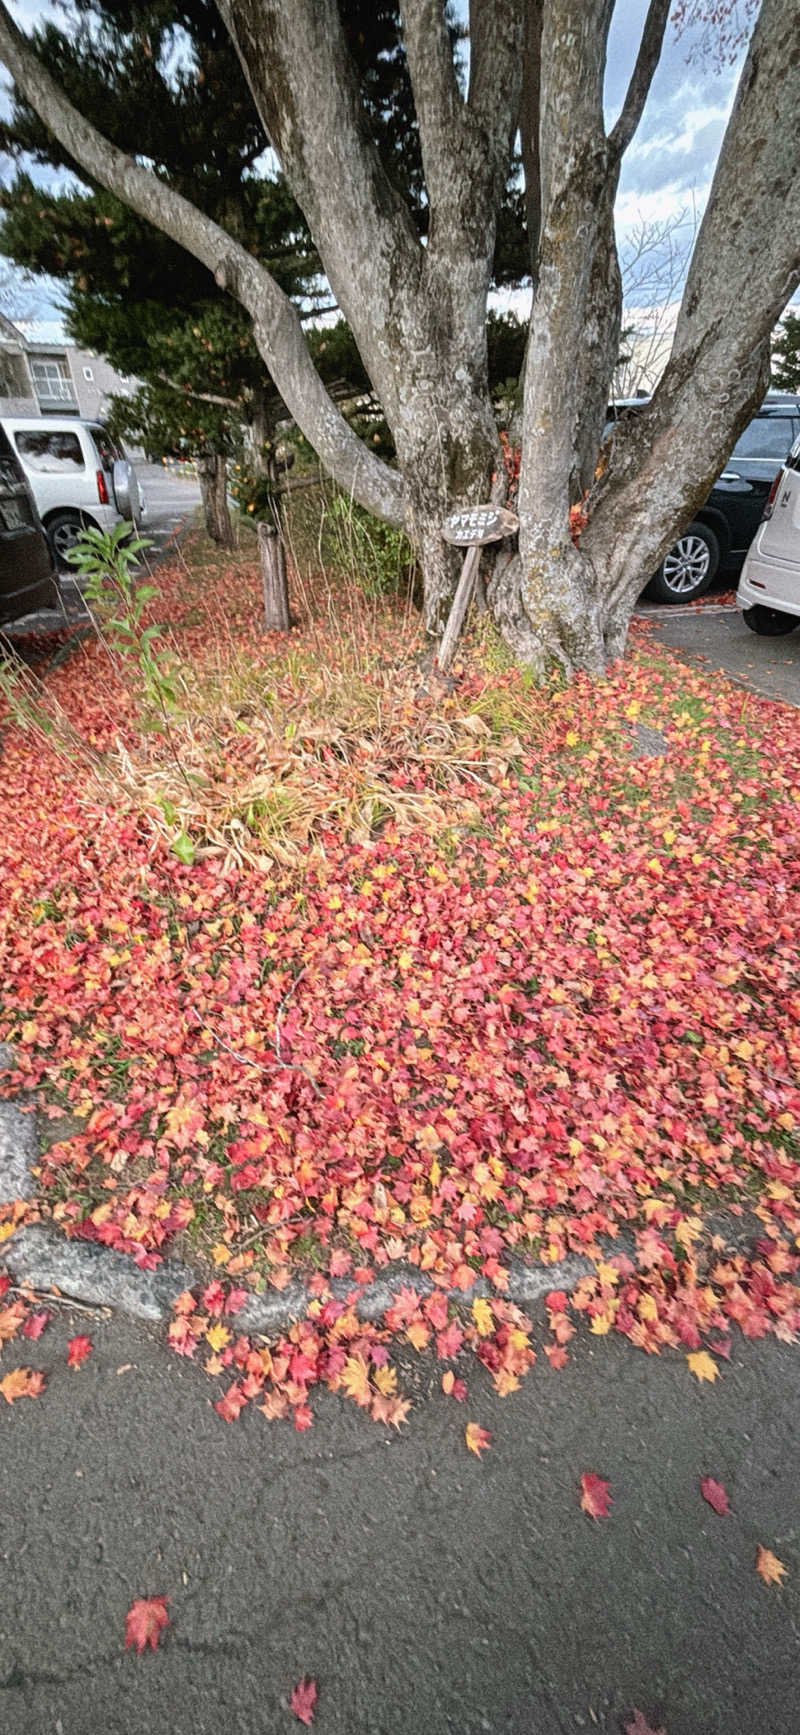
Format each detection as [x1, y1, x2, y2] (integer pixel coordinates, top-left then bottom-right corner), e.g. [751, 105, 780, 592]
[5, 0, 800, 678]
[196, 453, 233, 547]
[258, 519, 290, 632]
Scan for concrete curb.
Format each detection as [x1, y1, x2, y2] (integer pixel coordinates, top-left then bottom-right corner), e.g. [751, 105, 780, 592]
[0, 1061, 593, 1332]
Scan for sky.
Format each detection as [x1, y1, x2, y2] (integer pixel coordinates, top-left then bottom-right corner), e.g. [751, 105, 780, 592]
[0, 0, 779, 332]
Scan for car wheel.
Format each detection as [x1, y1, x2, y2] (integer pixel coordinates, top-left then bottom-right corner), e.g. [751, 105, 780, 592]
[46, 510, 90, 567]
[645, 522, 720, 604]
[741, 604, 800, 636]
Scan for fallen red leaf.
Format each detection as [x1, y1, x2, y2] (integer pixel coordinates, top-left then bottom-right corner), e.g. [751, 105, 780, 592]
[124, 1595, 169, 1654]
[700, 1476, 730, 1516]
[22, 1310, 52, 1340]
[579, 1472, 612, 1520]
[66, 1334, 93, 1369]
[465, 1422, 491, 1458]
[214, 1382, 247, 1422]
[289, 1677, 318, 1725]
[625, 1711, 666, 1735]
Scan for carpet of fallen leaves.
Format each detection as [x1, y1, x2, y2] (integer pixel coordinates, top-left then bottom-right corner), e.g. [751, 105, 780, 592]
[0, 544, 798, 1433]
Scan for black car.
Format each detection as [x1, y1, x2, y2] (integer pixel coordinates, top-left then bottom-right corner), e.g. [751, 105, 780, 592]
[606, 392, 800, 603]
[0, 423, 61, 625]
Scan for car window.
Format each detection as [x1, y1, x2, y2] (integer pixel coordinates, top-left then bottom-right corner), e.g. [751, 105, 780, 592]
[90, 425, 122, 469]
[15, 429, 85, 472]
[730, 417, 796, 461]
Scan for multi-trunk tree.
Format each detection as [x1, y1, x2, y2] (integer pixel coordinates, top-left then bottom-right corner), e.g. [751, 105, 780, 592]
[0, 0, 798, 672]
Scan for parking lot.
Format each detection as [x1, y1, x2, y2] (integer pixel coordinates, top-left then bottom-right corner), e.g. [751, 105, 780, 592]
[638, 596, 800, 707]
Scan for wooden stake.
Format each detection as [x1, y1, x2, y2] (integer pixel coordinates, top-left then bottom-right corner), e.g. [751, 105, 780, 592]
[257, 519, 290, 632]
[437, 543, 481, 672]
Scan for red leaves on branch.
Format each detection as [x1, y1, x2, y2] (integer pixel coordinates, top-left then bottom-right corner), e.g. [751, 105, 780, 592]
[124, 1595, 170, 1653]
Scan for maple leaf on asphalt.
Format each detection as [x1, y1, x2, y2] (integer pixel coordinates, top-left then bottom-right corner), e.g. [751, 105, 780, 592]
[0, 1300, 27, 1343]
[579, 1472, 612, 1519]
[339, 1355, 372, 1407]
[371, 1392, 411, 1429]
[700, 1477, 730, 1516]
[755, 1546, 787, 1586]
[214, 1382, 247, 1422]
[289, 1677, 318, 1725]
[686, 1350, 718, 1384]
[0, 1366, 46, 1404]
[66, 1334, 92, 1369]
[124, 1595, 169, 1653]
[441, 1370, 467, 1400]
[625, 1711, 666, 1735]
[465, 1422, 491, 1457]
[544, 1343, 569, 1370]
[22, 1310, 52, 1340]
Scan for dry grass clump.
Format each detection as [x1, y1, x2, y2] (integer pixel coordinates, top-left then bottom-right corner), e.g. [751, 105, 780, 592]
[112, 638, 538, 870]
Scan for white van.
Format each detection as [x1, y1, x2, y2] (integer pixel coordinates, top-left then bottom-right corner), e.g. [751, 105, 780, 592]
[0, 417, 146, 566]
[737, 433, 800, 635]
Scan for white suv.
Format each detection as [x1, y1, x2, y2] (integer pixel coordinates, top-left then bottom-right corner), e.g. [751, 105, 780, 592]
[737, 434, 800, 635]
[0, 417, 145, 566]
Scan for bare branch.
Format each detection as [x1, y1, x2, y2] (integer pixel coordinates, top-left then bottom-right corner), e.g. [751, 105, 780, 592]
[399, 0, 523, 277]
[400, 0, 465, 221]
[218, 0, 422, 430]
[157, 374, 243, 409]
[468, 0, 525, 141]
[0, 0, 407, 529]
[608, 0, 671, 160]
[519, 2, 543, 280]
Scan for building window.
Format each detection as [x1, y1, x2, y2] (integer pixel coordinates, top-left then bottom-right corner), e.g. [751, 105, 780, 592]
[29, 357, 74, 403]
[82, 366, 94, 381]
[0, 351, 35, 401]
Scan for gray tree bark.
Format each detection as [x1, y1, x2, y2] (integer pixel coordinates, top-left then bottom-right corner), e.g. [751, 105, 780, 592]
[258, 521, 290, 632]
[1, 0, 798, 673]
[196, 452, 234, 548]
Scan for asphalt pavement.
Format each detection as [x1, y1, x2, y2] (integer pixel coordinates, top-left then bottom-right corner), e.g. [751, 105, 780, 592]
[136, 464, 202, 565]
[640, 601, 800, 707]
[1, 1310, 798, 1735]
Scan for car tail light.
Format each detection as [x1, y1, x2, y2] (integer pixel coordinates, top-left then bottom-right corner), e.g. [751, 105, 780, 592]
[96, 468, 109, 505]
[761, 470, 783, 520]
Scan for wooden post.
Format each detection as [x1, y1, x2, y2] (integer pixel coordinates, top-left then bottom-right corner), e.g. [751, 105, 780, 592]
[437, 503, 520, 671]
[257, 520, 290, 632]
[437, 543, 481, 672]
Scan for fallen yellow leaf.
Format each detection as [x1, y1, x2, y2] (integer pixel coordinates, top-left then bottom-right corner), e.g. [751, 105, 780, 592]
[686, 1350, 718, 1384]
[756, 1546, 787, 1586]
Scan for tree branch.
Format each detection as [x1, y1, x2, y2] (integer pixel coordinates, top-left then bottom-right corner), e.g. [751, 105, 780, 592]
[157, 373, 243, 409]
[608, 0, 671, 160]
[518, 1, 543, 280]
[217, 0, 422, 429]
[399, 0, 465, 223]
[0, 0, 406, 529]
[467, 0, 525, 143]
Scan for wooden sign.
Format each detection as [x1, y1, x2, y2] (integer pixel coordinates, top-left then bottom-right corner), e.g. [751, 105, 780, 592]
[441, 504, 519, 547]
